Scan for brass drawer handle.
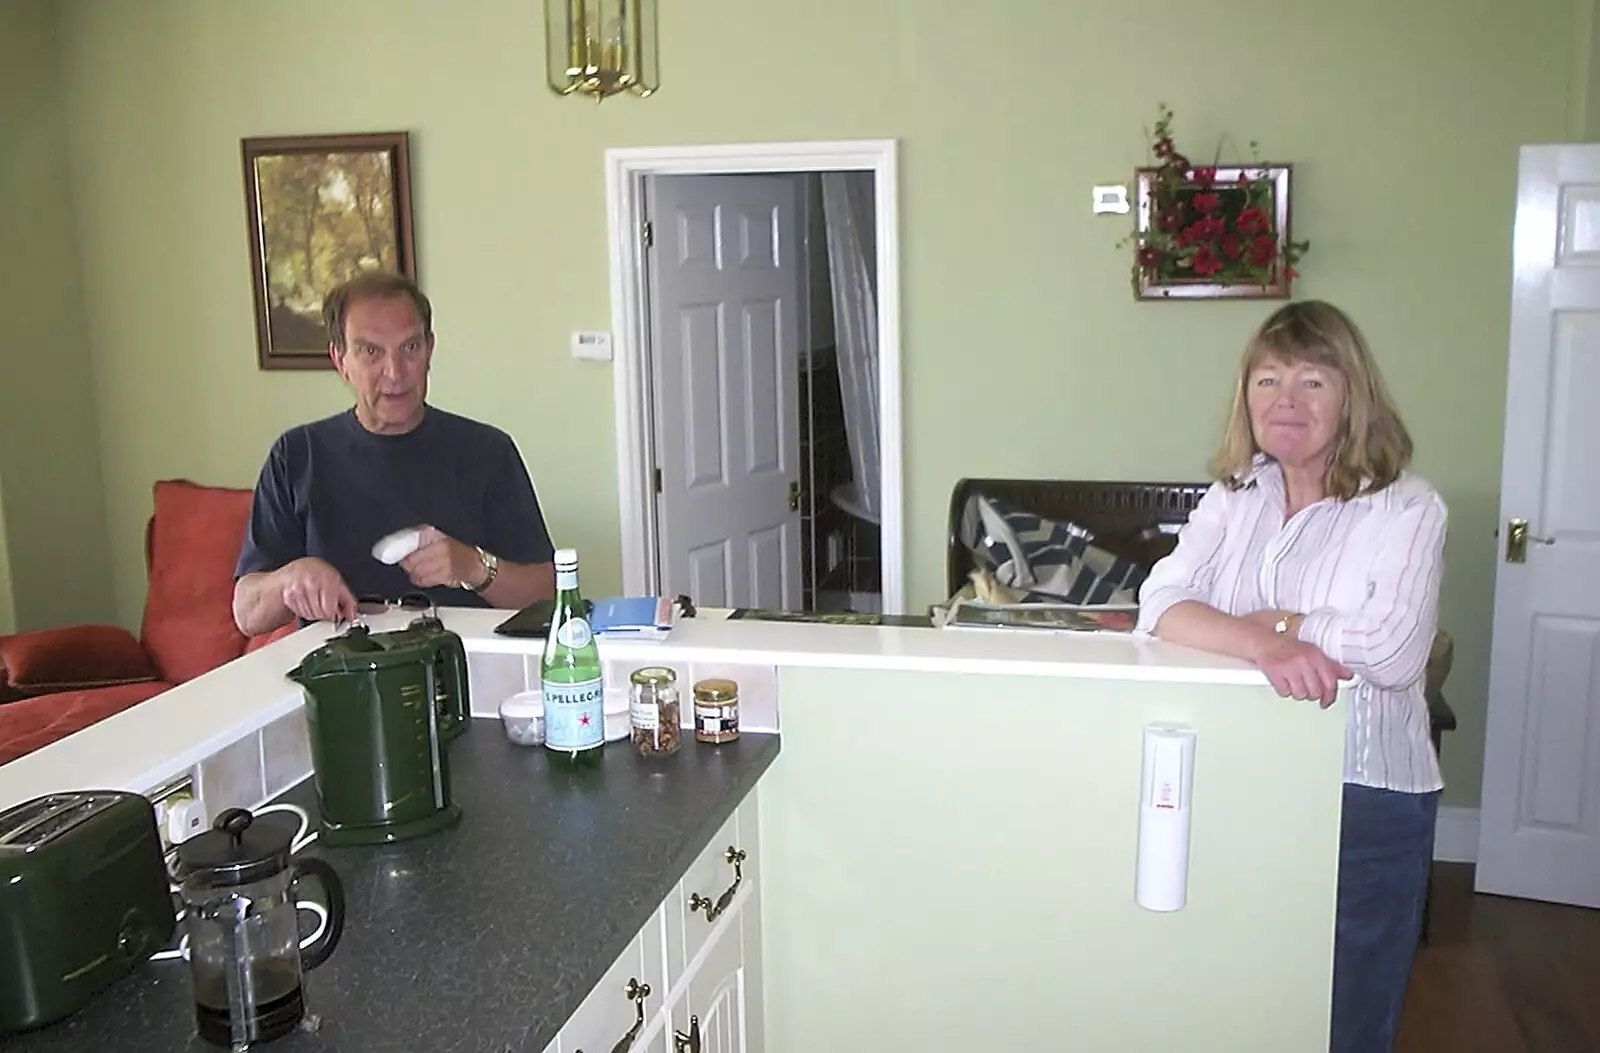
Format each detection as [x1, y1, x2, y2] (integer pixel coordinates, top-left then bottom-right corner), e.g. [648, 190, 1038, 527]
[576, 977, 651, 1053]
[674, 1015, 701, 1053]
[688, 846, 747, 923]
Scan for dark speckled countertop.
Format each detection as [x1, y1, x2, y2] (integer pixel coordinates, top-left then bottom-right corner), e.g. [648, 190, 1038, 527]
[10, 721, 780, 1053]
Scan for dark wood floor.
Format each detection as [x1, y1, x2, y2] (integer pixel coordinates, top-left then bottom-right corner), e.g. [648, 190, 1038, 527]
[1396, 863, 1600, 1053]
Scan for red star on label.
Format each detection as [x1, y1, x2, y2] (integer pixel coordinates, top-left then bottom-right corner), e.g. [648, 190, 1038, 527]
[579, 714, 591, 726]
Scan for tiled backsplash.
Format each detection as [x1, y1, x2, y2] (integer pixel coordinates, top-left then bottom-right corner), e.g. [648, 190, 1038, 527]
[182, 652, 779, 825]
[188, 707, 315, 821]
[261, 707, 313, 796]
[467, 652, 780, 732]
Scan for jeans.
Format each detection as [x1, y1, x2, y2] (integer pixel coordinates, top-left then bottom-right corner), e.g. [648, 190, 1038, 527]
[1330, 782, 1440, 1053]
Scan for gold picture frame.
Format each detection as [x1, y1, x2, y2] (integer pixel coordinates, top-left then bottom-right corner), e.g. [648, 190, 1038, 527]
[241, 131, 417, 370]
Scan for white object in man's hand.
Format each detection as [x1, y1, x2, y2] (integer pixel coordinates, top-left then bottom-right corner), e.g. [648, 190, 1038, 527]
[372, 528, 424, 565]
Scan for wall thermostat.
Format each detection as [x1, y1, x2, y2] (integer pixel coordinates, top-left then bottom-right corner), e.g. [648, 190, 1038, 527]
[1093, 184, 1130, 215]
[571, 330, 613, 361]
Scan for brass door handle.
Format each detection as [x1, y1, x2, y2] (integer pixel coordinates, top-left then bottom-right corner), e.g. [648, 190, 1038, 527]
[688, 846, 747, 923]
[575, 977, 651, 1053]
[787, 481, 800, 512]
[673, 1015, 701, 1053]
[1506, 518, 1555, 563]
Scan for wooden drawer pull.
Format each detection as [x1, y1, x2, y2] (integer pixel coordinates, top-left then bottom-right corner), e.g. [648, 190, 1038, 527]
[688, 846, 747, 923]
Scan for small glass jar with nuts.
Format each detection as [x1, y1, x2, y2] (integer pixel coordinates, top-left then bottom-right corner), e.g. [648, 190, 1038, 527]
[629, 666, 681, 758]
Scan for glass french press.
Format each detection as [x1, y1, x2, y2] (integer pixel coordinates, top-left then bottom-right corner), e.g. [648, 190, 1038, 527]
[174, 807, 346, 1049]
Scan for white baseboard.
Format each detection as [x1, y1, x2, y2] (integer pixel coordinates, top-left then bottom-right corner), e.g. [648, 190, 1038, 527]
[1433, 806, 1479, 863]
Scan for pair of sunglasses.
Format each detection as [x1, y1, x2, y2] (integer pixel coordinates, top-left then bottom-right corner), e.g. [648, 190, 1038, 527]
[353, 592, 439, 619]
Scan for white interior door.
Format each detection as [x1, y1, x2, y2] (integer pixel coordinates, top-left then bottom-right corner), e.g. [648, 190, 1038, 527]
[645, 174, 803, 610]
[1477, 143, 1600, 909]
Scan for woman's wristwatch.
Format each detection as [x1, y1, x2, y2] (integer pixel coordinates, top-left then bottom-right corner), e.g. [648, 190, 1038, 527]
[461, 546, 500, 592]
[1273, 612, 1303, 636]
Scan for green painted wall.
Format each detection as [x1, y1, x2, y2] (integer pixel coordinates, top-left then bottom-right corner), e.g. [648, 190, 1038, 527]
[29, 0, 1588, 807]
[0, 0, 115, 633]
[761, 666, 1346, 1051]
[0, 473, 15, 637]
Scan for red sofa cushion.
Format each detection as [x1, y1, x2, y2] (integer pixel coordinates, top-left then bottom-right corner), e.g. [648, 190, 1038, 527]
[0, 681, 170, 765]
[140, 479, 253, 683]
[0, 625, 158, 692]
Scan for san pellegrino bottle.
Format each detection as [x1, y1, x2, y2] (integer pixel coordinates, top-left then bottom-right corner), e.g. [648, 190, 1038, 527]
[541, 548, 604, 768]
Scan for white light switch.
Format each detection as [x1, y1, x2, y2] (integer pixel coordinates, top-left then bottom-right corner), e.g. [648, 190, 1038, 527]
[1093, 184, 1130, 215]
[571, 331, 613, 361]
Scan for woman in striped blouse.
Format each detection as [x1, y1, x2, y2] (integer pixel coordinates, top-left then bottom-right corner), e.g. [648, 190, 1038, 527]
[1136, 299, 1446, 1053]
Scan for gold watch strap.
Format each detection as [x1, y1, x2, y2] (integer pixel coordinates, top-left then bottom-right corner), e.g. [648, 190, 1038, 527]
[462, 546, 499, 592]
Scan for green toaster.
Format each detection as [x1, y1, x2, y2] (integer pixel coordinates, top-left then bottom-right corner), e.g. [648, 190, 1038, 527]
[0, 790, 177, 1033]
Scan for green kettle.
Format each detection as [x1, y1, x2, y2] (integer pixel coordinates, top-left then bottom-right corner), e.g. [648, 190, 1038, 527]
[286, 611, 470, 847]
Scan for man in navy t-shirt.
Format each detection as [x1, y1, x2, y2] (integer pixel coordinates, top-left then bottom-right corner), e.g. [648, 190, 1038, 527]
[232, 272, 556, 635]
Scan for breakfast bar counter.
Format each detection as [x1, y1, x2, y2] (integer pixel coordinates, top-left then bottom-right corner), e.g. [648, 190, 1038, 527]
[9, 723, 780, 1053]
[0, 607, 1352, 1052]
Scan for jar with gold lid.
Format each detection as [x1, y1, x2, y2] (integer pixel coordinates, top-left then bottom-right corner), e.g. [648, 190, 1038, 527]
[692, 678, 740, 744]
[629, 667, 681, 757]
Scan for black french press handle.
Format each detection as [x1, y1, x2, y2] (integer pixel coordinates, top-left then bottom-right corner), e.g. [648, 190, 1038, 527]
[291, 857, 346, 971]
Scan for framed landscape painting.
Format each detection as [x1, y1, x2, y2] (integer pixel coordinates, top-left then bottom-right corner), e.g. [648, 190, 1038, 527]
[241, 131, 417, 370]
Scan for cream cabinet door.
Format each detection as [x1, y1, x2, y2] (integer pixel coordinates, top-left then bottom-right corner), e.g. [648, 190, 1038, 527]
[736, 794, 763, 1053]
[670, 809, 743, 981]
[562, 930, 657, 1053]
[683, 904, 748, 1053]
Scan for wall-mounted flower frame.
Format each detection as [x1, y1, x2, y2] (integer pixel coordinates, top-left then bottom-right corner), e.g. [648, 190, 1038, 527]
[1133, 164, 1295, 301]
[1121, 104, 1308, 302]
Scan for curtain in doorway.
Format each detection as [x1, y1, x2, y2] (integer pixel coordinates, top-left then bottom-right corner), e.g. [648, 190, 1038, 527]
[821, 171, 880, 523]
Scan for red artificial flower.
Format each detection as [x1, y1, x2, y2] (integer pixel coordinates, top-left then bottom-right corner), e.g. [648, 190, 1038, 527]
[1193, 245, 1223, 276]
[1247, 234, 1276, 266]
[1220, 233, 1242, 260]
[1154, 137, 1174, 158]
[1190, 166, 1217, 188]
[1177, 223, 1199, 248]
[1236, 207, 1268, 235]
[1138, 247, 1160, 268]
[1157, 209, 1184, 232]
[1285, 267, 1298, 281]
[1191, 192, 1220, 215]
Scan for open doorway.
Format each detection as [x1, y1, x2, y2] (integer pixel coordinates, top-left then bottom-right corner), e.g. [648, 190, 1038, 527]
[603, 141, 903, 614]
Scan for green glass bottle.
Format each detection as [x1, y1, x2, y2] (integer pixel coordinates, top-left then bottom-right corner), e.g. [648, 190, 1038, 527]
[541, 548, 604, 768]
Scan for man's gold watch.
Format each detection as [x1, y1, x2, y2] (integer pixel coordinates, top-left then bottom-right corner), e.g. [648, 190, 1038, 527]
[461, 546, 500, 593]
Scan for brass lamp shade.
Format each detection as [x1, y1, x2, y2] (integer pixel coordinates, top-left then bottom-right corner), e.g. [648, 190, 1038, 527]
[545, 0, 659, 101]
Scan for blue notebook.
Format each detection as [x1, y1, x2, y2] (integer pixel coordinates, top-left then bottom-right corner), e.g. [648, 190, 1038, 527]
[588, 596, 677, 638]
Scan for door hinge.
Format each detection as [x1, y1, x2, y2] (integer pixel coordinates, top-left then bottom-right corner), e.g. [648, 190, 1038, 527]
[641, 220, 654, 248]
[653, 467, 662, 494]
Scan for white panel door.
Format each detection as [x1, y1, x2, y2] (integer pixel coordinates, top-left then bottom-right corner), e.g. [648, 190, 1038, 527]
[1477, 143, 1600, 908]
[645, 174, 803, 611]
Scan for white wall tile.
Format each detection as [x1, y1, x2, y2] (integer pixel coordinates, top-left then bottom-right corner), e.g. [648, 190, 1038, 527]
[261, 707, 312, 797]
[468, 652, 530, 718]
[197, 731, 266, 816]
[686, 662, 778, 733]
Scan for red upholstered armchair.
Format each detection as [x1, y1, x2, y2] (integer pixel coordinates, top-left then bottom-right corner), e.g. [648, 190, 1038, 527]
[0, 479, 294, 765]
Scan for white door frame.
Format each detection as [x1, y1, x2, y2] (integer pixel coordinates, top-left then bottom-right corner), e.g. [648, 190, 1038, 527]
[603, 139, 904, 613]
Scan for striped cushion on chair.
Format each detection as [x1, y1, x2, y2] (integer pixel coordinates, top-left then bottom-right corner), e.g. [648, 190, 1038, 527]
[973, 496, 1145, 605]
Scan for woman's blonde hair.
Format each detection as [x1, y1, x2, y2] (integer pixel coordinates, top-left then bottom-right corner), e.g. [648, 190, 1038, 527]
[1210, 300, 1412, 500]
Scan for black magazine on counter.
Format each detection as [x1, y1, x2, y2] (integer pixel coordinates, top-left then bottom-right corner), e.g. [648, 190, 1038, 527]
[727, 608, 935, 628]
[933, 598, 1138, 634]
